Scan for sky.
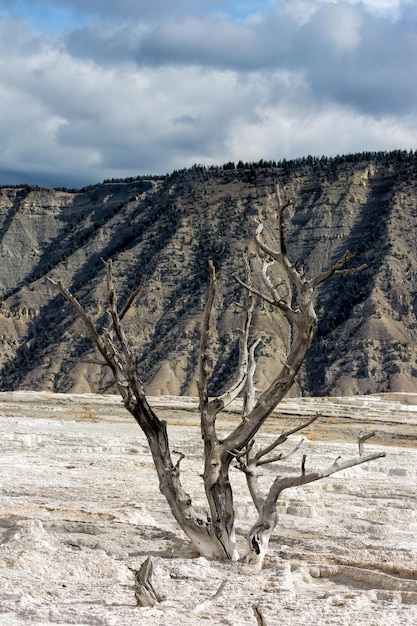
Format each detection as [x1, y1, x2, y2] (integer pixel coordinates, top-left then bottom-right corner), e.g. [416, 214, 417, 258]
[0, 0, 416, 188]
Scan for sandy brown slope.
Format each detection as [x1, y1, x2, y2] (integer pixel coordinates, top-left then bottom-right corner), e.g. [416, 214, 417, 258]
[0, 152, 417, 397]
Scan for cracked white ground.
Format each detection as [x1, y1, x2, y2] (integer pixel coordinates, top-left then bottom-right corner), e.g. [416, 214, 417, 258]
[0, 391, 416, 625]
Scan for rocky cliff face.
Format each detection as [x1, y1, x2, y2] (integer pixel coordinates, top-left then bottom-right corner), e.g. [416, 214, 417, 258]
[1, 152, 416, 397]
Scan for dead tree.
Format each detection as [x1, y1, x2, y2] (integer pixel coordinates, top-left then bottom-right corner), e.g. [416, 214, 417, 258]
[48, 185, 385, 567]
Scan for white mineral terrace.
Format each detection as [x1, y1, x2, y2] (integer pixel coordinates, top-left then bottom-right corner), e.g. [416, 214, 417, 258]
[0, 391, 416, 625]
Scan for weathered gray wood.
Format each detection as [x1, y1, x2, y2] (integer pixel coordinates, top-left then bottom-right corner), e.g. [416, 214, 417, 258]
[193, 579, 227, 614]
[48, 184, 385, 567]
[243, 450, 386, 568]
[253, 604, 268, 626]
[134, 557, 160, 607]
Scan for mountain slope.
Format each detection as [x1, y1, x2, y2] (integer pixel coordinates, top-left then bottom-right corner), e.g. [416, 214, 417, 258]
[1, 152, 416, 396]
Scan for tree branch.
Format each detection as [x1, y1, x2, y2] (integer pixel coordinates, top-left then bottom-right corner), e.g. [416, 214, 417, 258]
[253, 604, 268, 626]
[358, 430, 376, 456]
[274, 184, 292, 254]
[105, 259, 135, 365]
[215, 255, 256, 411]
[233, 272, 276, 307]
[47, 277, 127, 393]
[311, 251, 367, 288]
[256, 438, 304, 467]
[63, 357, 110, 367]
[193, 579, 227, 614]
[233, 270, 297, 323]
[252, 413, 321, 464]
[268, 450, 386, 501]
[119, 276, 146, 321]
[242, 338, 261, 417]
[198, 260, 219, 444]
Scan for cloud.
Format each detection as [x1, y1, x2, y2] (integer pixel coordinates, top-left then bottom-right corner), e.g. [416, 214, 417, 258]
[292, 4, 417, 115]
[65, 2, 417, 117]
[137, 15, 259, 69]
[226, 99, 417, 163]
[0, 0, 415, 187]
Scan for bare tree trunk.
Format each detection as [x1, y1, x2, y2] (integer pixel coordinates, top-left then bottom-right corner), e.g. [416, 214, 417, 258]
[129, 400, 225, 557]
[197, 260, 244, 559]
[48, 184, 384, 565]
[203, 451, 239, 560]
[48, 268, 226, 559]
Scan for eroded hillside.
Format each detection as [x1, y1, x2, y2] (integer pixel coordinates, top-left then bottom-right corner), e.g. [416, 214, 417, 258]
[1, 152, 416, 396]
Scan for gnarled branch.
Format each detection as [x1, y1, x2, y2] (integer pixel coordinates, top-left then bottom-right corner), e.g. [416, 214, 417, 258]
[48, 180, 385, 569]
[311, 251, 367, 288]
